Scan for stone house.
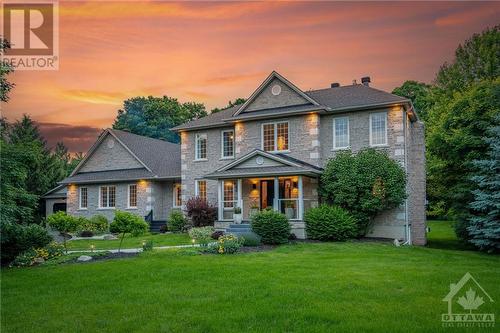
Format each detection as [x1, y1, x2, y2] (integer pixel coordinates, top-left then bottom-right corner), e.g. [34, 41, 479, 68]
[58, 71, 426, 244]
[59, 129, 181, 232]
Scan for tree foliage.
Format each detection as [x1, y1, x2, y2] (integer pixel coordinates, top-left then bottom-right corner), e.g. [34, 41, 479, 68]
[391, 80, 434, 121]
[0, 38, 15, 102]
[211, 98, 246, 113]
[426, 79, 500, 220]
[467, 119, 500, 253]
[110, 211, 149, 252]
[112, 96, 207, 143]
[0, 115, 80, 225]
[320, 149, 407, 236]
[435, 25, 499, 95]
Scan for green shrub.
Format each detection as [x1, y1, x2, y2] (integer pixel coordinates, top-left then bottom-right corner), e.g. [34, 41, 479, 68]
[305, 205, 357, 241]
[142, 240, 154, 251]
[168, 210, 187, 232]
[47, 211, 81, 252]
[45, 242, 65, 259]
[206, 234, 243, 254]
[320, 149, 406, 236]
[11, 249, 37, 267]
[239, 232, 261, 246]
[188, 226, 214, 246]
[251, 210, 290, 245]
[0, 221, 52, 264]
[87, 215, 109, 234]
[110, 211, 149, 252]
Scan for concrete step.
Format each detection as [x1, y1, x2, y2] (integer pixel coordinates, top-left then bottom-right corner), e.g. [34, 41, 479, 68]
[228, 224, 252, 229]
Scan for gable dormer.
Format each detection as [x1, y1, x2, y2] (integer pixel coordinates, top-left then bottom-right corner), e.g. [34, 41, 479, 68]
[72, 130, 149, 174]
[233, 71, 319, 116]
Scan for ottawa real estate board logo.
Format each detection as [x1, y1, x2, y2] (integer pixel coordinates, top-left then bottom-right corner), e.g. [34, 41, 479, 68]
[1, 0, 59, 70]
[442, 272, 495, 328]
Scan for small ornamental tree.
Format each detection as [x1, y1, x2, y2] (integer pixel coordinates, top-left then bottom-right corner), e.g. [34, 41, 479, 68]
[110, 211, 148, 252]
[47, 211, 81, 253]
[467, 120, 500, 253]
[185, 197, 217, 227]
[320, 149, 406, 236]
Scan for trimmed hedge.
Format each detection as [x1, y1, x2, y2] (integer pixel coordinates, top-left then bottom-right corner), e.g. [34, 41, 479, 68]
[304, 205, 357, 241]
[251, 210, 290, 245]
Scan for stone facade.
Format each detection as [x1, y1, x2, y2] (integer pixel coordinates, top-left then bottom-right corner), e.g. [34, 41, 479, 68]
[243, 77, 310, 112]
[181, 103, 425, 243]
[66, 180, 176, 222]
[79, 133, 143, 172]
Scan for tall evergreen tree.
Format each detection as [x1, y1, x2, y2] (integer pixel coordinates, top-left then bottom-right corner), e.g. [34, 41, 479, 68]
[467, 119, 500, 252]
[0, 38, 15, 102]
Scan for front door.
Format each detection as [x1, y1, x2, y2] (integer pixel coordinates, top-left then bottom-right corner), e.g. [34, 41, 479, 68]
[260, 180, 274, 209]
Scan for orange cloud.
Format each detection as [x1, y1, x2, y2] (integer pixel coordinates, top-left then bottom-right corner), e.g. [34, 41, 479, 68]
[435, 5, 498, 27]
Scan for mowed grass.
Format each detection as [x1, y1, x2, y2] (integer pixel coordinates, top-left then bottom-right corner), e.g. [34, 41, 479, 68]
[67, 233, 191, 251]
[426, 220, 474, 251]
[2, 236, 499, 332]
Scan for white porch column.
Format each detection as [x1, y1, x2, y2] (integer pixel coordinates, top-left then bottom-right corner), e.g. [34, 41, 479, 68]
[273, 176, 279, 211]
[217, 180, 223, 221]
[298, 176, 304, 220]
[237, 179, 243, 216]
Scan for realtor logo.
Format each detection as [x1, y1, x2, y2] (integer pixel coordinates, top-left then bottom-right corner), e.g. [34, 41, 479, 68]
[442, 272, 495, 328]
[1, 0, 59, 70]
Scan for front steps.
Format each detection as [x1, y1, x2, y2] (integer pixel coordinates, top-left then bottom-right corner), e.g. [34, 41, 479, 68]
[225, 223, 258, 237]
[149, 220, 166, 233]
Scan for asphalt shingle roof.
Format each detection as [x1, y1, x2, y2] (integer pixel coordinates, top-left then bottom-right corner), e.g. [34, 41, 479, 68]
[60, 129, 181, 184]
[111, 129, 180, 178]
[173, 84, 408, 131]
[305, 84, 408, 110]
[205, 166, 321, 179]
[60, 169, 156, 184]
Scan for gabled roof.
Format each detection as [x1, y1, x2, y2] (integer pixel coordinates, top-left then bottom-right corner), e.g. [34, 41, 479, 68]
[205, 149, 322, 179]
[61, 129, 180, 184]
[173, 71, 411, 131]
[233, 71, 319, 117]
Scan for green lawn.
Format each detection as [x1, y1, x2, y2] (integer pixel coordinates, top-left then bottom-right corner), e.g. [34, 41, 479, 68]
[426, 220, 474, 251]
[67, 232, 191, 251]
[2, 233, 499, 332]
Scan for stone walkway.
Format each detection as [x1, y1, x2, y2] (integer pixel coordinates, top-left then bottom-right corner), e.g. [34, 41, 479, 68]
[67, 243, 202, 254]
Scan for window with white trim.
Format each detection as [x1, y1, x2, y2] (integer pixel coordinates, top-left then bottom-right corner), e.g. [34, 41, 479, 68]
[221, 130, 234, 158]
[370, 112, 387, 146]
[173, 183, 182, 207]
[196, 180, 207, 201]
[79, 187, 88, 209]
[262, 122, 289, 152]
[333, 117, 349, 149]
[128, 184, 137, 208]
[195, 133, 207, 160]
[100, 186, 116, 208]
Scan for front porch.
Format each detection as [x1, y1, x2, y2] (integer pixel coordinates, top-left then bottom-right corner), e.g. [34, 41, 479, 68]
[213, 175, 319, 238]
[206, 149, 323, 239]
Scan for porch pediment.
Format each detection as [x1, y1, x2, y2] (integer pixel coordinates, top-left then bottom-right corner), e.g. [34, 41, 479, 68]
[205, 150, 322, 179]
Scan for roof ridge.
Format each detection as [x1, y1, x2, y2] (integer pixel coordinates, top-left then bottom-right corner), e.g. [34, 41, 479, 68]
[109, 128, 180, 146]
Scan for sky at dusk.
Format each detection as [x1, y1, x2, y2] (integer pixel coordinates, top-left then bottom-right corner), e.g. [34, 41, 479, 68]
[2, 1, 500, 153]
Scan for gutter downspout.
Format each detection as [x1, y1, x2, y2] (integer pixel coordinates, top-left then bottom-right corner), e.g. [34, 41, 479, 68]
[402, 105, 412, 245]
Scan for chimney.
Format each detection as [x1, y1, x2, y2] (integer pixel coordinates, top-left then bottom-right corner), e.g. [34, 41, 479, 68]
[361, 76, 371, 86]
[330, 83, 340, 88]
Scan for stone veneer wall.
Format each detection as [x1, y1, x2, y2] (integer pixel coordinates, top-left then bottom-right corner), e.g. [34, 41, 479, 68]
[320, 107, 411, 240]
[182, 106, 425, 243]
[407, 121, 426, 245]
[66, 180, 175, 222]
